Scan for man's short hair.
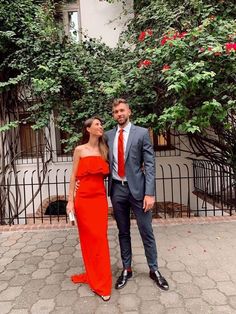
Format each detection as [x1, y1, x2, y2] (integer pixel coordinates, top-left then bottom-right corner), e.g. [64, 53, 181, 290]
[112, 98, 129, 109]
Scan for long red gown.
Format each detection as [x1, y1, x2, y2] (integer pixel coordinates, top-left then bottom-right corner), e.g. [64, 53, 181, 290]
[71, 156, 112, 296]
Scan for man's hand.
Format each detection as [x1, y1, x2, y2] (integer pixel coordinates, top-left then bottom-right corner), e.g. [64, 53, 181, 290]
[75, 180, 80, 192]
[143, 195, 155, 212]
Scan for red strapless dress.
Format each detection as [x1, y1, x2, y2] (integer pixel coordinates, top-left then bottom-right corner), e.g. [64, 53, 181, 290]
[71, 156, 112, 296]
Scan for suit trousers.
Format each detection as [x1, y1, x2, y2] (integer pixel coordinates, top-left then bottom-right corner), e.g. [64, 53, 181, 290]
[110, 181, 158, 272]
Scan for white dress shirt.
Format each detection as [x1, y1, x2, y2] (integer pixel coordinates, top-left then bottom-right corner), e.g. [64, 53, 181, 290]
[112, 122, 131, 181]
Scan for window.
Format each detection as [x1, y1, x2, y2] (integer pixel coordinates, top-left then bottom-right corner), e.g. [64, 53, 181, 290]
[60, 1, 81, 42]
[19, 114, 45, 158]
[55, 127, 71, 156]
[149, 128, 172, 151]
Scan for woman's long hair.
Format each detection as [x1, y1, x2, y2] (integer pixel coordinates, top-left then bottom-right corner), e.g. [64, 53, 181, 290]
[81, 116, 108, 161]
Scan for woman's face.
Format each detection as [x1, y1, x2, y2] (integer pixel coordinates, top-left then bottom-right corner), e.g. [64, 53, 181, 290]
[87, 119, 104, 137]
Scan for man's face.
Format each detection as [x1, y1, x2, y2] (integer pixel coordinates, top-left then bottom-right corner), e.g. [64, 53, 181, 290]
[112, 103, 131, 127]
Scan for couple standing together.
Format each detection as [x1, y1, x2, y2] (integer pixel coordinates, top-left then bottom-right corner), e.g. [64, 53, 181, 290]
[66, 98, 169, 301]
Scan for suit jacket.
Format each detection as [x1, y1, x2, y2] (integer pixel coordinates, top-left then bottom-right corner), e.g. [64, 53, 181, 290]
[105, 124, 155, 200]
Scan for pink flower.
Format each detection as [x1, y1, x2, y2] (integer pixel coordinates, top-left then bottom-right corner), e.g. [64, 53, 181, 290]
[199, 47, 205, 53]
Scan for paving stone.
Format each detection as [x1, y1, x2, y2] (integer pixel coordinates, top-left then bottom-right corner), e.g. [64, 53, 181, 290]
[6, 260, 25, 270]
[159, 291, 184, 308]
[53, 307, 73, 314]
[229, 295, 236, 309]
[1, 270, 16, 281]
[34, 241, 52, 249]
[24, 256, 42, 266]
[172, 271, 192, 283]
[46, 273, 65, 285]
[14, 253, 31, 261]
[177, 283, 201, 298]
[78, 285, 94, 297]
[10, 310, 29, 314]
[118, 294, 141, 312]
[167, 261, 185, 271]
[32, 249, 47, 256]
[38, 260, 55, 269]
[23, 279, 45, 292]
[0, 258, 13, 267]
[9, 275, 31, 286]
[21, 246, 37, 253]
[136, 286, 159, 300]
[1, 221, 236, 313]
[165, 308, 190, 314]
[11, 242, 27, 250]
[0, 301, 13, 314]
[202, 288, 227, 305]
[94, 304, 120, 314]
[55, 290, 79, 306]
[52, 238, 65, 244]
[60, 247, 74, 255]
[47, 244, 63, 252]
[61, 278, 78, 291]
[13, 291, 38, 309]
[31, 299, 55, 314]
[0, 286, 22, 300]
[208, 269, 230, 281]
[18, 265, 37, 275]
[134, 274, 154, 286]
[43, 252, 60, 260]
[193, 276, 216, 289]
[73, 297, 98, 314]
[4, 249, 21, 258]
[140, 301, 165, 314]
[210, 305, 235, 314]
[217, 281, 236, 296]
[56, 254, 72, 264]
[32, 268, 51, 279]
[52, 262, 69, 273]
[39, 284, 61, 299]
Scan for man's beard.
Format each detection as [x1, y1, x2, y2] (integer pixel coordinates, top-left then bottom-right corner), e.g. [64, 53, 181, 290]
[118, 117, 129, 127]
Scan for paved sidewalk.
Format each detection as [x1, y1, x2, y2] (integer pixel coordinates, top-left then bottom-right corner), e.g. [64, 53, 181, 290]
[1, 220, 236, 314]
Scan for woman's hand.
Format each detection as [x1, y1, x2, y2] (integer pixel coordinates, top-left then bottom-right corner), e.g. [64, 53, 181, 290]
[66, 201, 75, 215]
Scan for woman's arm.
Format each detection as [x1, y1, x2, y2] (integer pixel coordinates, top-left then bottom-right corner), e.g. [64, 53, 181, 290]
[66, 146, 81, 214]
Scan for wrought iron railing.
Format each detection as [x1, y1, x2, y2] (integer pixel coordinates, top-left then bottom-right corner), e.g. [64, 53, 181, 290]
[1, 161, 236, 225]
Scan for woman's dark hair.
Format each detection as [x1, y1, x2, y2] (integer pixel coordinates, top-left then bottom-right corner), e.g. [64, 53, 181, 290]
[81, 116, 108, 160]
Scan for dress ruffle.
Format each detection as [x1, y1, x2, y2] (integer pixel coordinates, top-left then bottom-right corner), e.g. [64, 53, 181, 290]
[76, 156, 109, 178]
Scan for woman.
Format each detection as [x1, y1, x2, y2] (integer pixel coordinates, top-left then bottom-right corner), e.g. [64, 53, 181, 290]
[66, 116, 112, 301]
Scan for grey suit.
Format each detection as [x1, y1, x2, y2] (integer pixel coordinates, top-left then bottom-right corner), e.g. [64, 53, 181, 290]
[106, 124, 158, 271]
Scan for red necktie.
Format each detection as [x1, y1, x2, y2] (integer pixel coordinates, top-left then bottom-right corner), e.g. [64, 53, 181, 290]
[118, 129, 125, 178]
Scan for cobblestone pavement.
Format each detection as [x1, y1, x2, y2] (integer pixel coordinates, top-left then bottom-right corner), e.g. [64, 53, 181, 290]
[1, 221, 236, 314]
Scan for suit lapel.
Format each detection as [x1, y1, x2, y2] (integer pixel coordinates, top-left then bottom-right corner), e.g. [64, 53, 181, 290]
[109, 127, 117, 165]
[125, 124, 136, 161]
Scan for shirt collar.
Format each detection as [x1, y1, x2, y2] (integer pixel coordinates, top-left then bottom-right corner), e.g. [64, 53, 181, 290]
[118, 122, 131, 133]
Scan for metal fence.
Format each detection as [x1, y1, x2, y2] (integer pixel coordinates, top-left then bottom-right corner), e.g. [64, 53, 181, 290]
[1, 160, 236, 225]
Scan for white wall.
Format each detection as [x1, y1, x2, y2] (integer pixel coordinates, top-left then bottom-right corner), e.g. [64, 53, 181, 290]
[80, 0, 133, 47]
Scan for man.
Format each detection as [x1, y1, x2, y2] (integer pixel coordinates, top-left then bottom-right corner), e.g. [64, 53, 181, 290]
[105, 98, 169, 291]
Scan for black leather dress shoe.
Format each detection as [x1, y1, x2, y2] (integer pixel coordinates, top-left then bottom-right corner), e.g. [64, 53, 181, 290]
[149, 270, 169, 291]
[115, 270, 132, 289]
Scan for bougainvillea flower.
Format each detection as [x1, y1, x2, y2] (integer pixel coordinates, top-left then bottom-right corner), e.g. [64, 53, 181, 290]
[162, 64, 171, 72]
[225, 42, 236, 52]
[138, 29, 153, 42]
[138, 31, 146, 42]
[160, 31, 187, 45]
[138, 60, 152, 68]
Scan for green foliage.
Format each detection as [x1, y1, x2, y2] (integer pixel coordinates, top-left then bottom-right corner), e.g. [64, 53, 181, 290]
[1, 0, 236, 163]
